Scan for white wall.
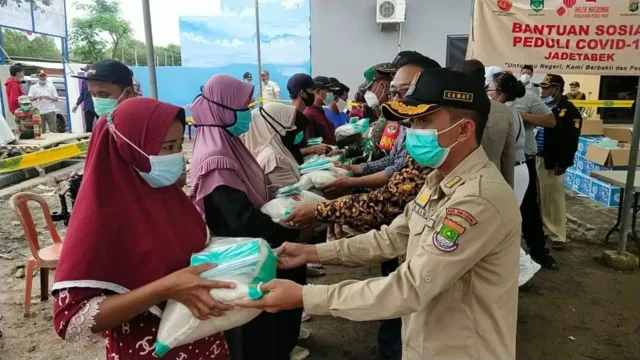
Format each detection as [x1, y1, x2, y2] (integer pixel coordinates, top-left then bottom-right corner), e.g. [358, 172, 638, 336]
[311, 0, 474, 95]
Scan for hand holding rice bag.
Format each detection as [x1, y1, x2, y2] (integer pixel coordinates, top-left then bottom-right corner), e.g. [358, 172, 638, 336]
[260, 191, 326, 222]
[155, 237, 277, 357]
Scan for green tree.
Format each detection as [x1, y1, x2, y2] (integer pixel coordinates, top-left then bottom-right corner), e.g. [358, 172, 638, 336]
[110, 38, 182, 67]
[0, 0, 52, 10]
[69, 0, 131, 62]
[2, 28, 61, 60]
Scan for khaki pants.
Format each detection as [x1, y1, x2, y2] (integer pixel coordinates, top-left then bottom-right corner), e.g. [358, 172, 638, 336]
[536, 157, 566, 243]
[41, 112, 57, 133]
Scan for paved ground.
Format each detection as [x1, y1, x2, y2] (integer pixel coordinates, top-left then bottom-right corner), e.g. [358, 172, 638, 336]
[0, 144, 638, 359]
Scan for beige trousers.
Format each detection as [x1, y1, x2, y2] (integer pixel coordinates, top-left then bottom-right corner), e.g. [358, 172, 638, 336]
[536, 157, 566, 242]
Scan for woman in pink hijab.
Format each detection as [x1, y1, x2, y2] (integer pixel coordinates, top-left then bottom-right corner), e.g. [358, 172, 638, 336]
[189, 74, 307, 360]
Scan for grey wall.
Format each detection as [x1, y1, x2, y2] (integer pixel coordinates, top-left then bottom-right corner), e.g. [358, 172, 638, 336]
[311, 0, 473, 96]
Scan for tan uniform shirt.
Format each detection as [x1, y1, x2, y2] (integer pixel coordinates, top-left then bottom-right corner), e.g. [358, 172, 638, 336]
[303, 146, 521, 360]
[482, 100, 515, 188]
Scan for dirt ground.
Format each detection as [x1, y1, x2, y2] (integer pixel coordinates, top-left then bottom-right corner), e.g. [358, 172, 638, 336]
[0, 157, 638, 359]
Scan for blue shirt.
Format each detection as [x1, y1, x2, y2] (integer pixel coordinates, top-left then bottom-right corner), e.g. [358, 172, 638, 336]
[323, 108, 349, 128]
[362, 126, 408, 179]
[75, 80, 94, 112]
[536, 127, 545, 153]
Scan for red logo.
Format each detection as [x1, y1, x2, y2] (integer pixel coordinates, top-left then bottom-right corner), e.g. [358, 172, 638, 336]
[557, 6, 567, 15]
[563, 0, 576, 7]
[497, 0, 513, 11]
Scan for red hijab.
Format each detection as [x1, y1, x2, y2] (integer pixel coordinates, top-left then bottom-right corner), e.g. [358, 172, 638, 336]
[53, 98, 207, 317]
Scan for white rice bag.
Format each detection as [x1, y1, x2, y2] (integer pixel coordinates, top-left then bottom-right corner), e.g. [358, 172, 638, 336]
[155, 237, 278, 357]
[299, 171, 337, 190]
[260, 191, 326, 222]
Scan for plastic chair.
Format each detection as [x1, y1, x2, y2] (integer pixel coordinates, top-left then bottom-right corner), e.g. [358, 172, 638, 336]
[9, 192, 63, 317]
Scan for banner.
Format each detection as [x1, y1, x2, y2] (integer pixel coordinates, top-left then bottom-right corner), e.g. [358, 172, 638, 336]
[0, 141, 88, 174]
[467, 0, 640, 75]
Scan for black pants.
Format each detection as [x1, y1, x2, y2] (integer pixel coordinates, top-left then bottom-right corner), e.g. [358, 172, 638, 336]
[84, 111, 97, 133]
[377, 258, 402, 359]
[521, 156, 547, 258]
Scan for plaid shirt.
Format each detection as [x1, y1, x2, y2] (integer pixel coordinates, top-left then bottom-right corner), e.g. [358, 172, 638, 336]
[13, 107, 42, 138]
[362, 126, 407, 179]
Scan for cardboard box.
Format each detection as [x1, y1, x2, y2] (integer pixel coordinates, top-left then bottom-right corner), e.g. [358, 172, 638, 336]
[575, 155, 588, 175]
[573, 172, 592, 196]
[585, 145, 634, 167]
[577, 136, 602, 157]
[581, 119, 604, 136]
[585, 159, 610, 175]
[564, 169, 576, 190]
[603, 126, 632, 143]
[589, 178, 621, 207]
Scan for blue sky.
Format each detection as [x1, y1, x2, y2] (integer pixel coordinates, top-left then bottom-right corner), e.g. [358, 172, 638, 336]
[179, 0, 310, 70]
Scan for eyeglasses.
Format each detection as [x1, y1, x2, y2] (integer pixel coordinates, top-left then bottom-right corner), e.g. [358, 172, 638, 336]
[389, 88, 409, 100]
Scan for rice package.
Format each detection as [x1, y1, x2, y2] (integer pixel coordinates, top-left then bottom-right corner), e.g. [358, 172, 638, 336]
[276, 183, 302, 198]
[299, 158, 333, 174]
[307, 137, 323, 146]
[335, 118, 370, 141]
[260, 191, 326, 222]
[299, 171, 338, 189]
[155, 237, 277, 357]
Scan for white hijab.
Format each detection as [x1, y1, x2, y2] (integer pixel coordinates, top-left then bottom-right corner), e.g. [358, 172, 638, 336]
[245, 102, 301, 182]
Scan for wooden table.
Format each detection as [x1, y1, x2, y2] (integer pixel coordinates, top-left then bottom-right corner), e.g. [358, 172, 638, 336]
[592, 171, 640, 246]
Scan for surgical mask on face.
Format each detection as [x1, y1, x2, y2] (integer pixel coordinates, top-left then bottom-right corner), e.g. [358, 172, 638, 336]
[301, 91, 315, 107]
[521, 74, 531, 85]
[364, 90, 379, 107]
[337, 98, 347, 112]
[110, 127, 184, 188]
[20, 105, 31, 111]
[294, 131, 304, 145]
[227, 110, 253, 137]
[542, 88, 558, 105]
[405, 122, 462, 168]
[324, 92, 333, 106]
[93, 90, 127, 117]
[570, 90, 577, 95]
[38, 80, 47, 85]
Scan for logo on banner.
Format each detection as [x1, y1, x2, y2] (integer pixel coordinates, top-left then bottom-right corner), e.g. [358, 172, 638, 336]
[497, 0, 513, 12]
[563, 0, 576, 8]
[557, 6, 567, 15]
[531, 0, 544, 12]
[631, 1, 639, 12]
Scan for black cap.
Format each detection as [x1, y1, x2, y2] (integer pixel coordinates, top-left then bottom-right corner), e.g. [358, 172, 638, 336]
[287, 73, 322, 96]
[314, 76, 341, 91]
[569, 81, 580, 87]
[392, 51, 441, 71]
[243, 72, 252, 80]
[535, 74, 565, 88]
[381, 68, 491, 121]
[72, 59, 133, 87]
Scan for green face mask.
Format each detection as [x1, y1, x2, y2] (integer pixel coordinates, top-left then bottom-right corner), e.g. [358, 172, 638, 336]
[93, 90, 128, 117]
[293, 131, 304, 145]
[20, 105, 31, 111]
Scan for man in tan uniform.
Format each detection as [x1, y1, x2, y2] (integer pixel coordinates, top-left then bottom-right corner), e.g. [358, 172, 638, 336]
[237, 69, 521, 360]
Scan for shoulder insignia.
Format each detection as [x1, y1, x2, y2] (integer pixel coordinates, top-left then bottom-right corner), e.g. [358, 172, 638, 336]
[433, 218, 466, 252]
[574, 119, 580, 129]
[415, 187, 431, 207]
[559, 109, 567, 117]
[444, 176, 463, 189]
[446, 208, 478, 226]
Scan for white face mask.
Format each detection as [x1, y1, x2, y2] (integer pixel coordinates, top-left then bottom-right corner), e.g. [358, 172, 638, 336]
[337, 98, 347, 112]
[364, 90, 379, 107]
[521, 74, 531, 85]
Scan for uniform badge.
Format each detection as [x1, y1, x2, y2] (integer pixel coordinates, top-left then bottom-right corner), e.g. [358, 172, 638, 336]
[446, 208, 478, 225]
[559, 109, 566, 117]
[415, 187, 431, 207]
[574, 119, 580, 129]
[433, 217, 466, 252]
[444, 176, 462, 189]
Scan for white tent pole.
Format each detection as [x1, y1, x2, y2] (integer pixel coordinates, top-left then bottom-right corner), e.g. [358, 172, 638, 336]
[255, 0, 263, 104]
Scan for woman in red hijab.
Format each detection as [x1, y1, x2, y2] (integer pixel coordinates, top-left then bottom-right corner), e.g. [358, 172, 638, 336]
[52, 97, 233, 359]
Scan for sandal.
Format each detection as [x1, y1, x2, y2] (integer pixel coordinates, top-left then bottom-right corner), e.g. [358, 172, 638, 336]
[301, 311, 311, 322]
[552, 241, 566, 251]
[308, 262, 325, 269]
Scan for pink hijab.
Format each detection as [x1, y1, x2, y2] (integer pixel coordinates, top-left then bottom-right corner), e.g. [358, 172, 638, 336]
[189, 74, 270, 214]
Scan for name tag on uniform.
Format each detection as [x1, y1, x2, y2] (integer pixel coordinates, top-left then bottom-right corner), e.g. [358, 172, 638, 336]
[413, 204, 429, 219]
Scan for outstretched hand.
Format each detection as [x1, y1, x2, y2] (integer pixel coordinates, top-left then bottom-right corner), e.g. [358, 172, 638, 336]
[274, 242, 317, 269]
[233, 279, 303, 313]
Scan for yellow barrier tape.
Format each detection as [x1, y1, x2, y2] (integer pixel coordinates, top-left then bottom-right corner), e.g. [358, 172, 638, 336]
[568, 100, 633, 108]
[0, 140, 89, 174]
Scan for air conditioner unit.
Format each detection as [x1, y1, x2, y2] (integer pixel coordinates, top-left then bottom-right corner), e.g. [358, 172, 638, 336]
[376, 0, 406, 24]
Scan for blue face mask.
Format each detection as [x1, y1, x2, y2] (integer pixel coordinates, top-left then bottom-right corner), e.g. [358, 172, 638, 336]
[405, 122, 461, 168]
[196, 87, 253, 137]
[324, 92, 333, 106]
[294, 131, 304, 145]
[110, 127, 184, 188]
[227, 110, 253, 137]
[93, 90, 128, 117]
